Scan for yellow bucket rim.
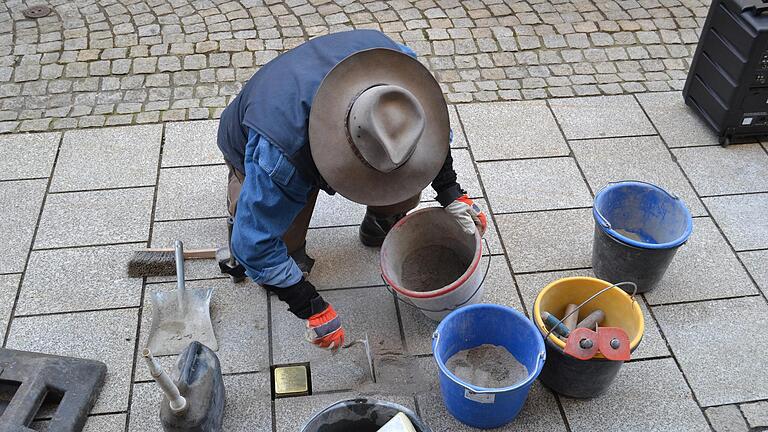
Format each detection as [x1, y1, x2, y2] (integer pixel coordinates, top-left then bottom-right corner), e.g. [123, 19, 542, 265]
[532, 276, 645, 357]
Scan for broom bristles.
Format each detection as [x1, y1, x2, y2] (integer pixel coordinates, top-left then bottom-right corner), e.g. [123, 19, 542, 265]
[127, 250, 177, 277]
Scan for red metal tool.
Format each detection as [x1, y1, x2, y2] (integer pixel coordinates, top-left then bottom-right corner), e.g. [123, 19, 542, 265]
[564, 327, 630, 361]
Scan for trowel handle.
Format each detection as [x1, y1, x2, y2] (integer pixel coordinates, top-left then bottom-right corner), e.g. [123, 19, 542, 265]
[175, 240, 186, 308]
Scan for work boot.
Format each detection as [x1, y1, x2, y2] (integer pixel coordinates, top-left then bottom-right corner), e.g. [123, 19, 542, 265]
[359, 210, 406, 247]
[290, 242, 316, 276]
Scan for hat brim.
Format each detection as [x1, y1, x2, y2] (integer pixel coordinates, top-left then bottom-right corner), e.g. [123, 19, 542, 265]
[309, 48, 450, 206]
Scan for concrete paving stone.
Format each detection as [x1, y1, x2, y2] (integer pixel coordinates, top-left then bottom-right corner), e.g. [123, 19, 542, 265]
[306, 225, 382, 289]
[645, 218, 757, 304]
[31, 414, 126, 432]
[448, 104, 467, 149]
[740, 401, 768, 428]
[705, 405, 750, 432]
[51, 125, 161, 192]
[5, 308, 138, 414]
[35, 187, 154, 249]
[561, 358, 709, 431]
[0, 180, 46, 273]
[16, 244, 142, 315]
[149, 217, 229, 282]
[497, 208, 594, 273]
[672, 144, 768, 196]
[271, 286, 401, 392]
[636, 91, 720, 147]
[275, 392, 416, 432]
[417, 381, 567, 432]
[571, 135, 706, 216]
[452, 148, 483, 199]
[479, 158, 592, 213]
[739, 250, 768, 296]
[414, 199, 502, 255]
[703, 193, 768, 251]
[654, 296, 768, 406]
[400, 254, 524, 355]
[133, 279, 268, 381]
[309, 191, 367, 228]
[513, 268, 670, 360]
[0, 274, 20, 342]
[457, 101, 569, 160]
[162, 120, 224, 167]
[0, 132, 59, 180]
[129, 373, 271, 432]
[154, 165, 228, 221]
[549, 95, 656, 139]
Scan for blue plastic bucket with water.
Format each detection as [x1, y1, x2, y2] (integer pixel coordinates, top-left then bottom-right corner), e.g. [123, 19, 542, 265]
[592, 181, 693, 293]
[431, 304, 546, 429]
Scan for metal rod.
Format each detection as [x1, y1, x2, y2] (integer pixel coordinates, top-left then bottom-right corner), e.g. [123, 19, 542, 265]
[143, 348, 187, 414]
[174, 240, 186, 313]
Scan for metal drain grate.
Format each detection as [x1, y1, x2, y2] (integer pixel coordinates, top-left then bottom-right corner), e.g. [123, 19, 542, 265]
[22, 5, 52, 19]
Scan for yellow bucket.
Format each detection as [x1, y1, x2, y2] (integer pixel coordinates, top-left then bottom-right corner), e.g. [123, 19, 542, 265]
[533, 277, 644, 359]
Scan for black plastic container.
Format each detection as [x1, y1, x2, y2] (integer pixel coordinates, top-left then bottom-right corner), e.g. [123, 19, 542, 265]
[301, 399, 432, 432]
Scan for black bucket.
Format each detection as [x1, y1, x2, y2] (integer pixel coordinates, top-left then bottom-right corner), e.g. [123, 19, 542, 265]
[592, 181, 693, 293]
[300, 399, 432, 432]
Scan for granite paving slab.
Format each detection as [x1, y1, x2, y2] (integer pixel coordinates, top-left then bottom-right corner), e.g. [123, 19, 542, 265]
[0, 179, 47, 273]
[570, 135, 705, 216]
[51, 125, 161, 192]
[148, 217, 229, 283]
[399, 254, 524, 355]
[452, 148, 483, 199]
[644, 218, 758, 305]
[741, 401, 768, 428]
[271, 286, 401, 392]
[457, 101, 569, 161]
[34, 187, 154, 249]
[162, 120, 223, 167]
[672, 144, 768, 196]
[478, 157, 592, 213]
[128, 373, 271, 432]
[0, 132, 59, 181]
[15, 244, 143, 315]
[309, 192, 368, 229]
[636, 91, 721, 147]
[5, 308, 139, 414]
[154, 165, 228, 221]
[549, 95, 655, 140]
[560, 358, 709, 431]
[514, 268, 670, 360]
[31, 414, 127, 432]
[134, 279, 269, 381]
[654, 296, 768, 406]
[274, 393, 416, 432]
[496, 208, 594, 273]
[0, 274, 20, 342]
[705, 405, 749, 432]
[448, 105, 468, 149]
[703, 193, 768, 251]
[306, 225, 382, 290]
[739, 250, 768, 296]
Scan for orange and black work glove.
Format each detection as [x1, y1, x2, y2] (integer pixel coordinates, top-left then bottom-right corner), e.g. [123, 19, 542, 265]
[263, 278, 344, 351]
[445, 194, 488, 236]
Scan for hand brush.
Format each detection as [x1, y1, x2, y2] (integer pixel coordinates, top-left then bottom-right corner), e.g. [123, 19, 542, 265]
[127, 248, 217, 277]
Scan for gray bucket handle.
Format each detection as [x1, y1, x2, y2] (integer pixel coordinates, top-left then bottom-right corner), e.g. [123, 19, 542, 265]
[381, 238, 491, 314]
[542, 281, 638, 341]
[593, 180, 680, 229]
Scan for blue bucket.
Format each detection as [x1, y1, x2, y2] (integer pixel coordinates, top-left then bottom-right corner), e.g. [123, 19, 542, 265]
[592, 180, 693, 293]
[431, 304, 546, 429]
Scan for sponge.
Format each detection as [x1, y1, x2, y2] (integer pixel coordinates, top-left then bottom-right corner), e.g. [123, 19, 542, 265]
[377, 412, 417, 432]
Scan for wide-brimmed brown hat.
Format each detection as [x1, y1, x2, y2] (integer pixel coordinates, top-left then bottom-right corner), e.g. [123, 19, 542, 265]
[309, 48, 450, 206]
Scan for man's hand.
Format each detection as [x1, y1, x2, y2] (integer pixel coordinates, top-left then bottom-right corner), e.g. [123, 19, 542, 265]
[445, 194, 487, 236]
[306, 304, 345, 351]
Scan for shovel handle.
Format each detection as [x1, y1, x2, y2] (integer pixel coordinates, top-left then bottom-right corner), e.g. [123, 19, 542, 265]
[175, 240, 186, 310]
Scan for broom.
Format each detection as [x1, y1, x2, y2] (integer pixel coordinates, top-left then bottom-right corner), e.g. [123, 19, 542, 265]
[127, 248, 218, 277]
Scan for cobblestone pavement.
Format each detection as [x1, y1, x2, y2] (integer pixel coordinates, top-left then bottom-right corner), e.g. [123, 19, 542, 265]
[0, 0, 706, 133]
[2, 93, 768, 431]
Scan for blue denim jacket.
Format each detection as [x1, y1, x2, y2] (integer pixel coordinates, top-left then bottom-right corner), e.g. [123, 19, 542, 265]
[231, 43, 425, 288]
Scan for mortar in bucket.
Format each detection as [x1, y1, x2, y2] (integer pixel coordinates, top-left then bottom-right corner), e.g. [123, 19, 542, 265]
[432, 304, 546, 429]
[381, 207, 486, 321]
[592, 180, 693, 293]
[300, 398, 432, 432]
[533, 277, 644, 398]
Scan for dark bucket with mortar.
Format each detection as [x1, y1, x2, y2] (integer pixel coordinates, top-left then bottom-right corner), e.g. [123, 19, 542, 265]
[300, 399, 431, 432]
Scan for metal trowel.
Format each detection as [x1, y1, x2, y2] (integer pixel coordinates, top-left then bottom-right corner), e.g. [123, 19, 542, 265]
[147, 240, 218, 357]
[341, 333, 376, 382]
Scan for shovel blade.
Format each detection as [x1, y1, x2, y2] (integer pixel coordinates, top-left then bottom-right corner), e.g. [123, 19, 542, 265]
[147, 288, 218, 356]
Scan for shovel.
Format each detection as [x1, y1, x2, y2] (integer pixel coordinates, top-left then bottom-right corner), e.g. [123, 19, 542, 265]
[341, 333, 376, 383]
[147, 240, 218, 357]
